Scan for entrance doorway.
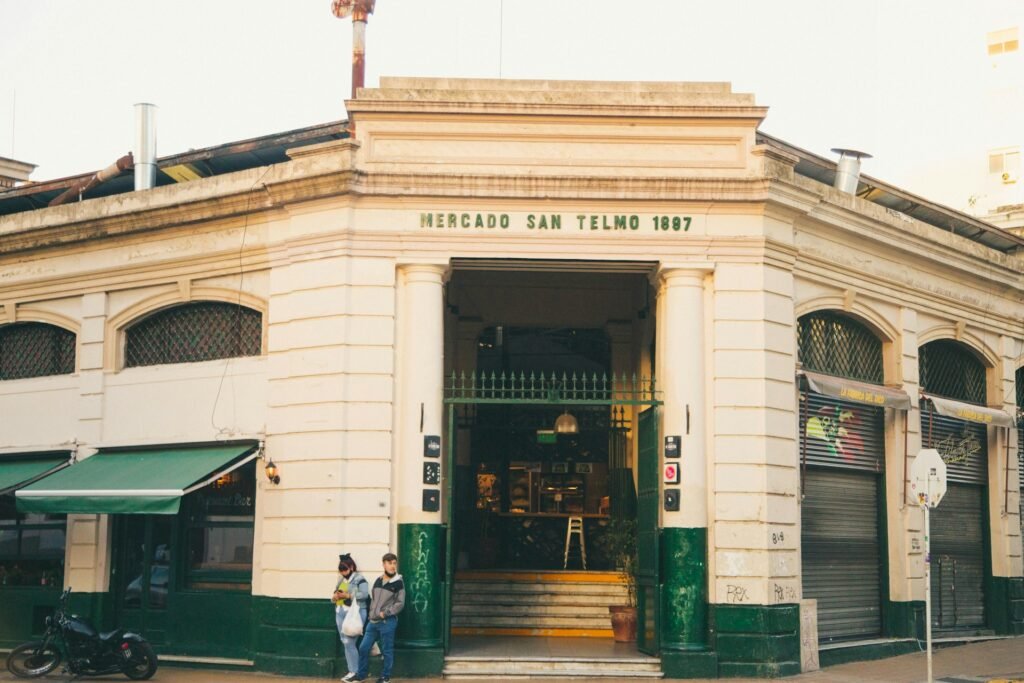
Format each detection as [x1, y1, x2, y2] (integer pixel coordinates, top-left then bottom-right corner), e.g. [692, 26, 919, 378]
[113, 515, 174, 647]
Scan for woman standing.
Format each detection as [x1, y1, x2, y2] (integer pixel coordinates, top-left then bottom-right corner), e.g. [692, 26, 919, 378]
[333, 553, 369, 682]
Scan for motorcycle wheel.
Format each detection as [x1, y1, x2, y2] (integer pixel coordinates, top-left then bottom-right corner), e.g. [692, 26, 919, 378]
[120, 641, 158, 681]
[6, 641, 62, 678]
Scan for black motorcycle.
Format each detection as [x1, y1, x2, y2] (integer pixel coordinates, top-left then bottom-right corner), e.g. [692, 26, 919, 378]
[6, 588, 157, 680]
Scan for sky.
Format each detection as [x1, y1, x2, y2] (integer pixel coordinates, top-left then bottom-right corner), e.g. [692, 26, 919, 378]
[0, 1, 1007, 212]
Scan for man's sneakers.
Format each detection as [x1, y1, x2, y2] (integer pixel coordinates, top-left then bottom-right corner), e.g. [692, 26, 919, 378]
[375, 678, 391, 683]
[341, 675, 361, 683]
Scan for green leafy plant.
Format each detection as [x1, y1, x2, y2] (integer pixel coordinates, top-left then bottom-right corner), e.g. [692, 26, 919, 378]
[598, 517, 638, 608]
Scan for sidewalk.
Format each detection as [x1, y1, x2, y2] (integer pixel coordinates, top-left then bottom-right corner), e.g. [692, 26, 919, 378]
[1, 636, 1021, 682]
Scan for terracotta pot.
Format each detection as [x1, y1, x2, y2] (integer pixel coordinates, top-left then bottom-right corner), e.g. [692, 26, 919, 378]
[609, 605, 638, 643]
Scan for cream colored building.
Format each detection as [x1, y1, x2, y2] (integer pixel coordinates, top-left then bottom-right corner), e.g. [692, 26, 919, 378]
[0, 78, 1021, 679]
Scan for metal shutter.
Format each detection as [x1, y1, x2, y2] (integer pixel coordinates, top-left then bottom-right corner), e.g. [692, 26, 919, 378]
[802, 468, 882, 642]
[920, 401, 988, 485]
[1019, 426, 1023, 544]
[801, 393, 885, 472]
[930, 483, 986, 629]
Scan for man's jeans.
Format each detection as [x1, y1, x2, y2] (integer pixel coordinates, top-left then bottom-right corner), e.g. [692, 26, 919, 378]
[357, 615, 397, 679]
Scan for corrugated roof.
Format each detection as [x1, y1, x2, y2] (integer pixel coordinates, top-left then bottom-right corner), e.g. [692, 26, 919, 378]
[758, 131, 1024, 254]
[0, 121, 348, 217]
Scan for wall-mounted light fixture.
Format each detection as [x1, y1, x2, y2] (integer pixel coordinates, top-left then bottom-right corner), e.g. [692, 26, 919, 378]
[264, 459, 280, 485]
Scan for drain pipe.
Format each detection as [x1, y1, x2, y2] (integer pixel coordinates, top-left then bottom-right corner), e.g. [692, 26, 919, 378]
[134, 103, 157, 191]
[831, 148, 871, 195]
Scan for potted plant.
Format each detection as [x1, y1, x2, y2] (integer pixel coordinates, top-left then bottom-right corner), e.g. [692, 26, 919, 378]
[598, 517, 638, 642]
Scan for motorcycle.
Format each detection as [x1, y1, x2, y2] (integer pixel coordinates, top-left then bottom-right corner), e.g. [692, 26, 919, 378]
[6, 588, 158, 680]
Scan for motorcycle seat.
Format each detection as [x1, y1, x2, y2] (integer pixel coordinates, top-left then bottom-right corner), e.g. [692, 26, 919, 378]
[99, 629, 123, 643]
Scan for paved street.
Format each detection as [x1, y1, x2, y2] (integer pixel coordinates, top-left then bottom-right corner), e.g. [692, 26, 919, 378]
[1, 637, 1021, 683]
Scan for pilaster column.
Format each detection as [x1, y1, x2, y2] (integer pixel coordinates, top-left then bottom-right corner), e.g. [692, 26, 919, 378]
[394, 263, 447, 659]
[655, 264, 713, 529]
[653, 262, 714, 665]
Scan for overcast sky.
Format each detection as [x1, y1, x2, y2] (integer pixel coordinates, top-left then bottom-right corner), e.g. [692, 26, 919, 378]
[0, 1, 1003, 211]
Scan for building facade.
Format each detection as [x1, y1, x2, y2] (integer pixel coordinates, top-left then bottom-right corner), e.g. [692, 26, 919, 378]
[0, 78, 1022, 679]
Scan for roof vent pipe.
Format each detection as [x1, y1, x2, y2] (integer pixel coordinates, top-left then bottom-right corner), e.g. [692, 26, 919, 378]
[134, 103, 157, 191]
[831, 148, 871, 195]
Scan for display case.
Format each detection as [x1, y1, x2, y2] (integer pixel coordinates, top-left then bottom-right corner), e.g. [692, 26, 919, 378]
[539, 474, 585, 514]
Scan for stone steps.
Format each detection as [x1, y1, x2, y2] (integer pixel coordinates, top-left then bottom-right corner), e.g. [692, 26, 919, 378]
[450, 572, 629, 635]
[443, 656, 663, 679]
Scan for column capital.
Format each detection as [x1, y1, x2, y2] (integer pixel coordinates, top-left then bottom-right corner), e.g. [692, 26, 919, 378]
[398, 261, 451, 284]
[651, 261, 715, 288]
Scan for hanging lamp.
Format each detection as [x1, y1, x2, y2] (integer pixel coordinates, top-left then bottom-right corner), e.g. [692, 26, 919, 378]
[554, 409, 579, 434]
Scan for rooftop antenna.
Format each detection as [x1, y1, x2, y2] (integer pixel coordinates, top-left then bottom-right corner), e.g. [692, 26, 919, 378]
[332, 0, 377, 100]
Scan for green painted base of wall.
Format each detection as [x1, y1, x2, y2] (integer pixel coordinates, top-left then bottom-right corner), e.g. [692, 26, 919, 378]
[661, 650, 718, 679]
[711, 604, 799, 678]
[660, 528, 708, 651]
[987, 577, 1024, 636]
[396, 523, 444, 653]
[884, 600, 925, 639]
[819, 639, 918, 668]
[0, 587, 65, 648]
[393, 647, 444, 678]
[252, 596, 339, 677]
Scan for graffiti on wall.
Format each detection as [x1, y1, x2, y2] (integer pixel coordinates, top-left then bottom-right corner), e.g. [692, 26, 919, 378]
[805, 404, 865, 462]
[933, 429, 981, 465]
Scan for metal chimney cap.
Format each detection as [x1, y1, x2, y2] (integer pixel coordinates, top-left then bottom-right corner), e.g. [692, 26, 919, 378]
[831, 148, 873, 160]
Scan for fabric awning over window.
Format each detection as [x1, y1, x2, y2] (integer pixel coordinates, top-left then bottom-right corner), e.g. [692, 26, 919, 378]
[0, 453, 71, 496]
[801, 370, 912, 410]
[922, 393, 1016, 429]
[15, 443, 259, 515]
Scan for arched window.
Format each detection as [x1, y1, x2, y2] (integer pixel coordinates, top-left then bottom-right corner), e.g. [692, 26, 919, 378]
[797, 311, 883, 383]
[918, 339, 986, 404]
[0, 322, 76, 380]
[125, 302, 262, 368]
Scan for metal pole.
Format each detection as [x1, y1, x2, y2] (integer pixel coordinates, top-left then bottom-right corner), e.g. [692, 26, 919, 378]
[924, 494, 933, 683]
[351, 7, 368, 99]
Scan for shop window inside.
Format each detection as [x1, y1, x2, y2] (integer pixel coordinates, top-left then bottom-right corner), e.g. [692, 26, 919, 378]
[183, 461, 255, 591]
[0, 496, 65, 587]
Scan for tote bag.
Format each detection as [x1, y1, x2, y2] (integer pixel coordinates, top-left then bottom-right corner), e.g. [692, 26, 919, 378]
[341, 604, 364, 637]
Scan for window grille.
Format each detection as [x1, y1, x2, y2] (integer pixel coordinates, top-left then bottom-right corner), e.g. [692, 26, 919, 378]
[1017, 366, 1023, 411]
[125, 302, 262, 368]
[797, 312, 883, 384]
[0, 322, 76, 380]
[919, 340, 986, 405]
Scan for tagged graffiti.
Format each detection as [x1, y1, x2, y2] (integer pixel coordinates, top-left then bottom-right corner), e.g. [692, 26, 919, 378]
[773, 583, 799, 602]
[410, 531, 432, 614]
[805, 404, 865, 462]
[725, 585, 749, 603]
[933, 429, 981, 465]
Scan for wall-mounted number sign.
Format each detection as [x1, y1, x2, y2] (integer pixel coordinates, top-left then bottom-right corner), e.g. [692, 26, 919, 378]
[663, 462, 679, 485]
[664, 436, 680, 458]
[423, 461, 441, 486]
[424, 435, 441, 458]
[422, 489, 440, 512]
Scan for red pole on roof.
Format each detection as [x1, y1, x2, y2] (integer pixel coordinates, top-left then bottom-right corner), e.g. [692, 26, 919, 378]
[331, 0, 377, 100]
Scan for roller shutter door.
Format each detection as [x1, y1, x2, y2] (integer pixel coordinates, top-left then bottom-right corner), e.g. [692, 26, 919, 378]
[922, 404, 987, 629]
[800, 393, 884, 642]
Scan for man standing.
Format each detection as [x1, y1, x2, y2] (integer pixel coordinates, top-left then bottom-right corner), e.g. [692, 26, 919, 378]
[349, 552, 405, 683]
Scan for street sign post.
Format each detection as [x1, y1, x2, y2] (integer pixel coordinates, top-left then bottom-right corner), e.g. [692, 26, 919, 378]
[909, 448, 948, 683]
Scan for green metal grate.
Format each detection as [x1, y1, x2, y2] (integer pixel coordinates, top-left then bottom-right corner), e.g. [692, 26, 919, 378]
[444, 370, 660, 405]
[0, 322, 75, 380]
[798, 312, 883, 384]
[125, 302, 262, 368]
[919, 340, 985, 405]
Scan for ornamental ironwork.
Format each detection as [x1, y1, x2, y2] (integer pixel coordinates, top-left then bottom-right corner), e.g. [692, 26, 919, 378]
[797, 312, 883, 384]
[919, 339, 986, 405]
[0, 322, 75, 380]
[125, 302, 262, 368]
[444, 370, 660, 406]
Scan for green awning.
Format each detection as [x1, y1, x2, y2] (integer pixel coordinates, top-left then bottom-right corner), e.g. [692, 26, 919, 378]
[0, 454, 71, 496]
[16, 443, 258, 515]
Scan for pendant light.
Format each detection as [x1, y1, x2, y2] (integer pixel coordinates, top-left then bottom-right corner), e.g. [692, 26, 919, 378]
[554, 409, 579, 434]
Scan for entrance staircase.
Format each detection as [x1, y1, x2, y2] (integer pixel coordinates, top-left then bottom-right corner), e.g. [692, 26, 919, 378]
[450, 570, 630, 637]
